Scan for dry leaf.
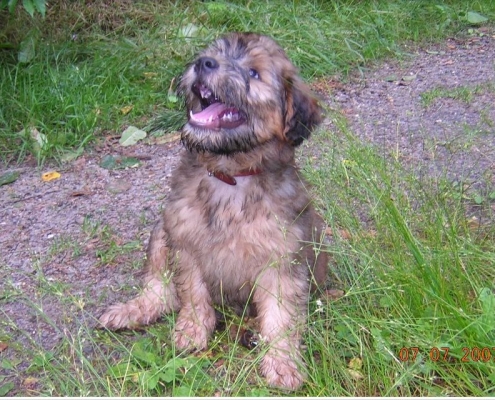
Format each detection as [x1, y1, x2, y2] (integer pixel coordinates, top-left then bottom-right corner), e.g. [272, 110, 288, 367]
[340, 229, 352, 240]
[120, 105, 134, 115]
[348, 357, 363, 370]
[152, 133, 181, 145]
[41, 171, 61, 182]
[324, 289, 345, 301]
[325, 227, 352, 239]
[467, 216, 480, 230]
[23, 377, 39, 389]
[0, 341, 8, 352]
[347, 368, 364, 380]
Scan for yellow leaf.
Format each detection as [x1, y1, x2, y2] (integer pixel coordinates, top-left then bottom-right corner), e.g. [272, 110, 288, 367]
[23, 377, 38, 388]
[42, 171, 61, 182]
[347, 368, 364, 380]
[348, 357, 363, 370]
[121, 105, 134, 115]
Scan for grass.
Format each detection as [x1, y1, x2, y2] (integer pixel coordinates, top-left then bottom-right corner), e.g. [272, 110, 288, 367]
[301, 116, 495, 396]
[1, 0, 494, 163]
[2, 115, 494, 395]
[1, 0, 495, 397]
[420, 84, 487, 107]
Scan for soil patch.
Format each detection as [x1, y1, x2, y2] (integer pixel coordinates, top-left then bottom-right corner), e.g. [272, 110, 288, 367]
[323, 31, 495, 207]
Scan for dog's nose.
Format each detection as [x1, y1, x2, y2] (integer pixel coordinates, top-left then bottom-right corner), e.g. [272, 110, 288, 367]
[195, 57, 219, 73]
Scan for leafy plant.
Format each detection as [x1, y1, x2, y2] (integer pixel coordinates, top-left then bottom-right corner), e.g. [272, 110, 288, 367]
[1, 0, 46, 17]
[107, 338, 210, 396]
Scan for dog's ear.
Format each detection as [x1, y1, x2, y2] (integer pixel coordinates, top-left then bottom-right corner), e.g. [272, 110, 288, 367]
[283, 77, 323, 146]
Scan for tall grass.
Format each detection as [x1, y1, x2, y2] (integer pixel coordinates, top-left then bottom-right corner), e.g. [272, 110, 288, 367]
[1, 0, 494, 163]
[300, 114, 495, 396]
[2, 110, 494, 396]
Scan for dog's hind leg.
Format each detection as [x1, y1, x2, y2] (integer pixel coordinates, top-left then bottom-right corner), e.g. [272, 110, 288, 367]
[99, 219, 180, 330]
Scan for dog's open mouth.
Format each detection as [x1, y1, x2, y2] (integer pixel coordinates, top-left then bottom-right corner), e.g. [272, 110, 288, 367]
[189, 83, 246, 130]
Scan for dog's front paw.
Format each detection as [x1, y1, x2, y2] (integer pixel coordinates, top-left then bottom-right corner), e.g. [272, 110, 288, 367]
[99, 303, 143, 330]
[174, 318, 210, 351]
[261, 351, 305, 390]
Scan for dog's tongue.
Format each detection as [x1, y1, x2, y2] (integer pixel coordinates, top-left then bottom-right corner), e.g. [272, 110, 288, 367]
[190, 103, 227, 129]
[189, 103, 243, 129]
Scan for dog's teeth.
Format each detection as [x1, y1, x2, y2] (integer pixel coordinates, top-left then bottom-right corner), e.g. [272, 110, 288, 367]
[221, 112, 239, 122]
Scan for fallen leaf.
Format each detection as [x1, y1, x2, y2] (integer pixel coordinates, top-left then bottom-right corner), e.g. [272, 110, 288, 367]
[120, 105, 134, 115]
[467, 216, 481, 230]
[466, 11, 489, 25]
[0, 382, 14, 396]
[60, 147, 84, 162]
[0, 171, 20, 186]
[0, 342, 8, 352]
[324, 289, 345, 301]
[347, 368, 364, 380]
[180, 23, 199, 39]
[401, 74, 417, 82]
[100, 155, 141, 170]
[42, 171, 61, 182]
[384, 74, 398, 82]
[119, 126, 147, 147]
[324, 227, 352, 240]
[18, 127, 48, 154]
[348, 357, 363, 370]
[152, 133, 181, 145]
[340, 229, 352, 240]
[23, 377, 38, 389]
[18, 31, 36, 64]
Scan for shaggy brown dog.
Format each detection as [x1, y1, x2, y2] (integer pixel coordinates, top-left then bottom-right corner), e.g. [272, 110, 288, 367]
[99, 32, 328, 390]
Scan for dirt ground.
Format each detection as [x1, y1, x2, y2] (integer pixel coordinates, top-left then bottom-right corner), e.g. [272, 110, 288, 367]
[1, 28, 494, 387]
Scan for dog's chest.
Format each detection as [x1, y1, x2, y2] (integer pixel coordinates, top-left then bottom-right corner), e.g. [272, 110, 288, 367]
[165, 174, 304, 269]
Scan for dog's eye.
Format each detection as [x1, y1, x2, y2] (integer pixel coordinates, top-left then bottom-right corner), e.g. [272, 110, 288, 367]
[249, 68, 260, 80]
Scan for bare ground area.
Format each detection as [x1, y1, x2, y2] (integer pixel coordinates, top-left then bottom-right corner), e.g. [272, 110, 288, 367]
[1, 30, 494, 392]
[325, 30, 495, 196]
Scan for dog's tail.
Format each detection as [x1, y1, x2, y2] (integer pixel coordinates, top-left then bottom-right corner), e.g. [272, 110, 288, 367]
[98, 220, 180, 330]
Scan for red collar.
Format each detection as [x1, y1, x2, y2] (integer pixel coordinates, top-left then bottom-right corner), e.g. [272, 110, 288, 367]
[208, 168, 263, 186]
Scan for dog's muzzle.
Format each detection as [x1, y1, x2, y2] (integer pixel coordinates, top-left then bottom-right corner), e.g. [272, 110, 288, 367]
[188, 57, 246, 130]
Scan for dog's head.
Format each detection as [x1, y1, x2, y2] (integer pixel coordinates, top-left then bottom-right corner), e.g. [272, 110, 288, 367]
[180, 33, 322, 155]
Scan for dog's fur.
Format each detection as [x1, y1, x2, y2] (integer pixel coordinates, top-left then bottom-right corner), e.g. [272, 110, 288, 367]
[99, 32, 328, 390]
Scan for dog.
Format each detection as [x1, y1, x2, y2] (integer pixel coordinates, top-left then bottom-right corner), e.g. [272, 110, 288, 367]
[99, 32, 328, 390]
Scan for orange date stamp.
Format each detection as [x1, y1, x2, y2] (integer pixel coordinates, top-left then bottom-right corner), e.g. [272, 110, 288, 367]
[398, 347, 494, 362]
